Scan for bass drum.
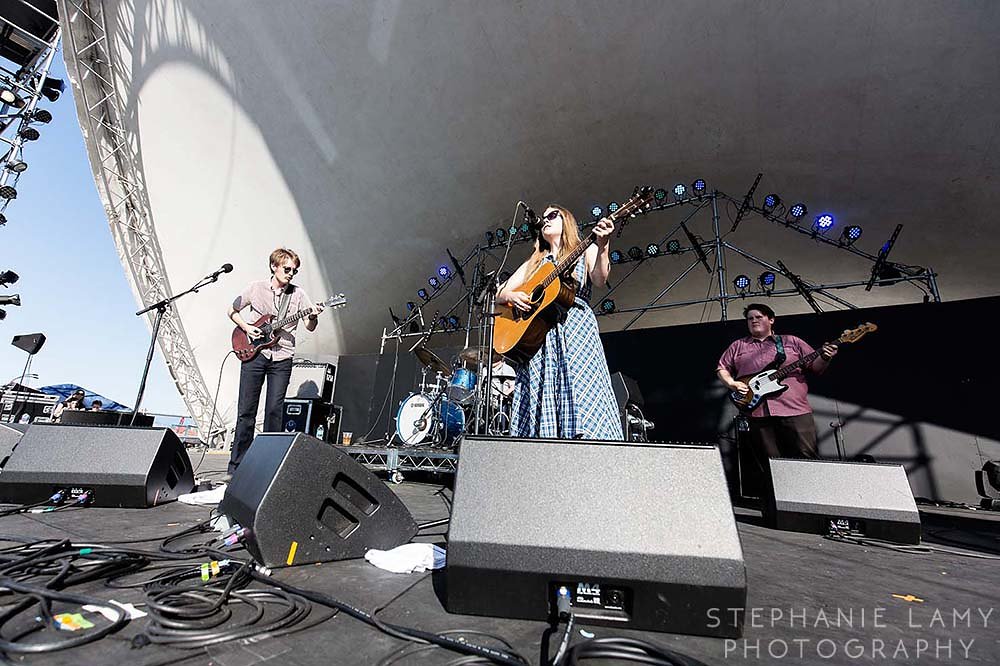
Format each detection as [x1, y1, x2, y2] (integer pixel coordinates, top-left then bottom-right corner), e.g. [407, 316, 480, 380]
[395, 393, 466, 447]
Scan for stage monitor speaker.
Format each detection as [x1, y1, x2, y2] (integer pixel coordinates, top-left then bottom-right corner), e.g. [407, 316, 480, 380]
[219, 432, 417, 567]
[11, 333, 46, 355]
[445, 436, 746, 638]
[0, 425, 194, 507]
[286, 362, 336, 401]
[0, 423, 24, 469]
[768, 458, 921, 544]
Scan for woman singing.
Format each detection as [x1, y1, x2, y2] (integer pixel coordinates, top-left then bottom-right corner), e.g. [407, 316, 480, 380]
[497, 205, 623, 440]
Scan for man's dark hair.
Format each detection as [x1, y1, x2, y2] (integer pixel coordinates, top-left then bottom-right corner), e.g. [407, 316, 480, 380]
[743, 303, 775, 319]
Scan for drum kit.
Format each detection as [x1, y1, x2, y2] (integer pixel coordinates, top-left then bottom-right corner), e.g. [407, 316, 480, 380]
[394, 345, 515, 448]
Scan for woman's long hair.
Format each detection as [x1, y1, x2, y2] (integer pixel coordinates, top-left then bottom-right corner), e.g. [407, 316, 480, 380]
[525, 204, 582, 276]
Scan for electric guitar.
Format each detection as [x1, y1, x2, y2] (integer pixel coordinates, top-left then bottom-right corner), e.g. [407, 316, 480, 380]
[493, 187, 655, 364]
[232, 294, 347, 362]
[729, 322, 877, 411]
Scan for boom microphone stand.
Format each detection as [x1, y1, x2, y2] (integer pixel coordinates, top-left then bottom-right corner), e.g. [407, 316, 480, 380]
[129, 266, 231, 425]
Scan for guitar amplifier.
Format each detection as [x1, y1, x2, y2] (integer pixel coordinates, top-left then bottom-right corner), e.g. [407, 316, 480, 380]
[0, 391, 58, 424]
[282, 399, 341, 443]
[286, 362, 336, 401]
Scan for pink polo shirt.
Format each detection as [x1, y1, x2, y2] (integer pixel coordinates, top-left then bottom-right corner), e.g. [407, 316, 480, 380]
[717, 334, 818, 418]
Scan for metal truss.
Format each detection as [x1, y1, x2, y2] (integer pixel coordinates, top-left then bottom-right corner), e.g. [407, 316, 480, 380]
[58, 0, 221, 444]
[0, 0, 62, 225]
[341, 445, 458, 479]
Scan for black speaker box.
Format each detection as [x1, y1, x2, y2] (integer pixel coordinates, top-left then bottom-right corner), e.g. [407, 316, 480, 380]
[446, 437, 747, 638]
[768, 458, 921, 544]
[219, 433, 417, 567]
[0, 425, 194, 507]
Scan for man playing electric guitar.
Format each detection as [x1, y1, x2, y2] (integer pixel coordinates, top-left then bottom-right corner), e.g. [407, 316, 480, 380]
[226, 247, 323, 474]
[716, 303, 837, 472]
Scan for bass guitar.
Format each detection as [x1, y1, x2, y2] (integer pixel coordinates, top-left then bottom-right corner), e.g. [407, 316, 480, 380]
[493, 187, 655, 364]
[232, 293, 347, 362]
[729, 322, 876, 411]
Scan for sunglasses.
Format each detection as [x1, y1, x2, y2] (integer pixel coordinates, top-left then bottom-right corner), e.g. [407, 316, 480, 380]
[279, 266, 298, 275]
[542, 210, 561, 222]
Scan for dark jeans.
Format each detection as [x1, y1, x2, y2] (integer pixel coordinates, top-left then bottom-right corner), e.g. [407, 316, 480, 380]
[229, 354, 292, 473]
[746, 413, 819, 524]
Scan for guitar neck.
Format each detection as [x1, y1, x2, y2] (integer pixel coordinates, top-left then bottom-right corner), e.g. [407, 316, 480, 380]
[542, 232, 597, 288]
[273, 308, 311, 330]
[772, 340, 837, 379]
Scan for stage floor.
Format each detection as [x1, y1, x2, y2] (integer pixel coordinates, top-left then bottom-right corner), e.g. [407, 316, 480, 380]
[1, 451, 999, 665]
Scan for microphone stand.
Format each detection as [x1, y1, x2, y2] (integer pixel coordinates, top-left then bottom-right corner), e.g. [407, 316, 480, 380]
[129, 270, 228, 426]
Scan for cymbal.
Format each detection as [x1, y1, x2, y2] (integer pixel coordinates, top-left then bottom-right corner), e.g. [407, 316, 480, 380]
[413, 346, 451, 375]
[456, 347, 481, 366]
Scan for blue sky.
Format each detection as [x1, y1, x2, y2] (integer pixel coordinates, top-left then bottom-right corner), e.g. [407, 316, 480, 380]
[1, 52, 187, 416]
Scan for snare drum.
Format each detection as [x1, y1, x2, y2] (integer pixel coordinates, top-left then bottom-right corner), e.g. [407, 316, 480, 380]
[395, 393, 466, 447]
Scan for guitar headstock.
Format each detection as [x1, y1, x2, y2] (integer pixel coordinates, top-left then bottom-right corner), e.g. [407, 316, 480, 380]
[837, 322, 877, 344]
[605, 186, 655, 224]
[324, 293, 348, 309]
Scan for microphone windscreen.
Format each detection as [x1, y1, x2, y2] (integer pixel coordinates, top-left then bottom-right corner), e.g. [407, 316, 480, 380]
[222, 263, 234, 273]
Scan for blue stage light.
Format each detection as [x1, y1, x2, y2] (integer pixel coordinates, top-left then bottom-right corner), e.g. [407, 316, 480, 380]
[600, 298, 615, 313]
[438, 265, 451, 278]
[418, 288, 429, 300]
[607, 201, 620, 214]
[646, 243, 659, 257]
[447, 315, 460, 329]
[692, 179, 707, 194]
[733, 275, 751, 293]
[406, 301, 416, 311]
[495, 227, 507, 242]
[758, 272, 776, 292]
[591, 205, 603, 219]
[609, 249, 624, 264]
[673, 183, 687, 199]
[842, 225, 863, 245]
[428, 276, 440, 289]
[763, 194, 781, 212]
[787, 203, 807, 222]
[813, 214, 835, 232]
[666, 239, 681, 254]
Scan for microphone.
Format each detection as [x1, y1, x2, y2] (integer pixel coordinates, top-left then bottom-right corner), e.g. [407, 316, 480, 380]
[207, 263, 234, 279]
[0, 294, 20, 306]
[446, 248, 466, 286]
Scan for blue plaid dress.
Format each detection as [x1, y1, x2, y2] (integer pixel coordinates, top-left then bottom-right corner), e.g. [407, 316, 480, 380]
[510, 257, 623, 440]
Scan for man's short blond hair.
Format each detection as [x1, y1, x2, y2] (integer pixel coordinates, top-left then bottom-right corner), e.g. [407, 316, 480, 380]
[269, 248, 300, 273]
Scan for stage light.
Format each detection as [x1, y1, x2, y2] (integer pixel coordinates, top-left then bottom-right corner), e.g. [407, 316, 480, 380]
[591, 205, 603, 219]
[41, 77, 65, 102]
[5, 160, 27, 173]
[600, 298, 615, 313]
[0, 186, 16, 200]
[0, 271, 18, 286]
[653, 188, 668, 203]
[447, 315, 460, 329]
[813, 214, 835, 233]
[406, 301, 416, 312]
[428, 276, 440, 289]
[438, 265, 451, 279]
[692, 179, 707, 194]
[762, 194, 781, 213]
[0, 212, 6, 226]
[485, 231, 494, 245]
[646, 243, 659, 257]
[841, 225, 863, 245]
[19, 127, 40, 141]
[607, 201, 619, 214]
[787, 203, 807, 223]
[628, 246, 643, 261]
[666, 239, 681, 254]
[31, 109, 52, 124]
[520, 222, 530, 235]
[733, 274, 751, 294]
[609, 249, 624, 264]
[0, 88, 24, 107]
[759, 271, 776, 293]
[495, 227, 507, 242]
[673, 183, 687, 200]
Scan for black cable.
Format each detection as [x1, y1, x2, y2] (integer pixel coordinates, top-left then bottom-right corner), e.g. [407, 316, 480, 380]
[194, 350, 236, 473]
[564, 637, 708, 666]
[378, 629, 519, 666]
[251, 570, 529, 665]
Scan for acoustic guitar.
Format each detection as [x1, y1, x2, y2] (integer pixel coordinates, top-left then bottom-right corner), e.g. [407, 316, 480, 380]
[231, 293, 347, 362]
[493, 187, 654, 364]
[729, 322, 877, 411]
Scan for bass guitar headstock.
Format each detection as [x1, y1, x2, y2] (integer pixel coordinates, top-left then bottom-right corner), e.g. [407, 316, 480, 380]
[837, 322, 877, 344]
[324, 293, 348, 309]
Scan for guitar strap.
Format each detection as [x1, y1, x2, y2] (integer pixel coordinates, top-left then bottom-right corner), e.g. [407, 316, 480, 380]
[773, 334, 786, 367]
[276, 287, 292, 324]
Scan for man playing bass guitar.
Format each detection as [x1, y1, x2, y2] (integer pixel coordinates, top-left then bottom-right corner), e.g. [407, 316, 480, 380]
[226, 247, 323, 474]
[716, 303, 837, 465]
